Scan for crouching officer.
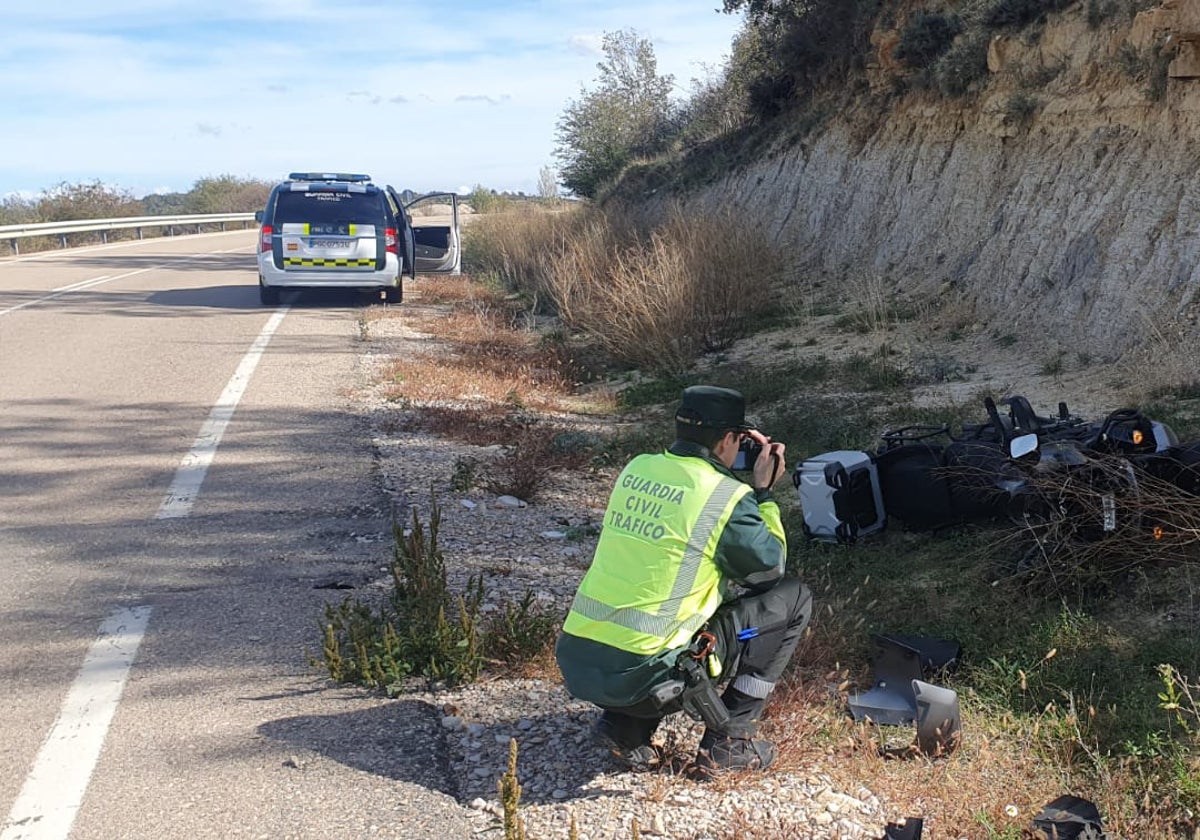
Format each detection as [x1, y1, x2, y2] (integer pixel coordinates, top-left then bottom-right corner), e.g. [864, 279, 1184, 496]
[555, 385, 812, 772]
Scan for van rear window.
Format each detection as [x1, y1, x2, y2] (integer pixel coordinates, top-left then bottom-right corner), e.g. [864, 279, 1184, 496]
[275, 191, 383, 224]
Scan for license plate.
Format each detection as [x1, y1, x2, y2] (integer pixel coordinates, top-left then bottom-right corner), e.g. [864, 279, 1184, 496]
[310, 238, 351, 249]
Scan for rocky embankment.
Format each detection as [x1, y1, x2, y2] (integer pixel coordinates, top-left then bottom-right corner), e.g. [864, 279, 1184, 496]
[666, 0, 1200, 361]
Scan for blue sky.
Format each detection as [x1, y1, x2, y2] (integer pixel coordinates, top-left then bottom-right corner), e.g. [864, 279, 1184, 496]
[1, 2, 744, 198]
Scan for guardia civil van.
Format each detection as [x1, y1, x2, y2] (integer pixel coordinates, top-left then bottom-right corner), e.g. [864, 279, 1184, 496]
[255, 172, 460, 305]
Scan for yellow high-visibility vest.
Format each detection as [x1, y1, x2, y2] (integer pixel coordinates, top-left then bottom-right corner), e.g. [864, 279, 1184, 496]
[562, 451, 751, 656]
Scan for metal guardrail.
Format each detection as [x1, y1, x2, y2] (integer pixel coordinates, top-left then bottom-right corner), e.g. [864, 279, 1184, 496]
[0, 213, 256, 255]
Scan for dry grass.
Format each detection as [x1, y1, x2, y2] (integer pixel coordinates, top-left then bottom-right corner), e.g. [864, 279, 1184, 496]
[464, 202, 790, 375]
[380, 303, 586, 413]
[543, 204, 787, 373]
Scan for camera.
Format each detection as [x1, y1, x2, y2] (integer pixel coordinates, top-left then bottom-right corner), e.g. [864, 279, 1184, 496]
[732, 437, 763, 471]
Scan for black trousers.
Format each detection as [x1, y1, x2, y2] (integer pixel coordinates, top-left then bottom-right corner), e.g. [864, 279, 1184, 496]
[601, 578, 812, 736]
[707, 577, 813, 691]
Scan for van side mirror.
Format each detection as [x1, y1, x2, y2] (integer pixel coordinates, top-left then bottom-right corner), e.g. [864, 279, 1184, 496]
[254, 210, 264, 224]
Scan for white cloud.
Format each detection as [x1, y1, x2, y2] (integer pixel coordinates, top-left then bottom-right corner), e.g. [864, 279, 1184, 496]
[0, 2, 744, 196]
[567, 34, 604, 56]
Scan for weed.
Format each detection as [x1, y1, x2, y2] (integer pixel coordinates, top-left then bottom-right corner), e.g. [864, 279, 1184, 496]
[911, 351, 972, 383]
[481, 591, 563, 677]
[1115, 41, 1174, 101]
[498, 739, 527, 840]
[450, 456, 479, 492]
[842, 352, 908, 391]
[564, 522, 601, 541]
[1003, 91, 1040, 123]
[835, 273, 902, 334]
[1018, 59, 1067, 89]
[1039, 354, 1066, 376]
[933, 30, 991, 97]
[482, 426, 585, 500]
[617, 376, 692, 411]
[317, 498, 484, 689]
[318, 495, 576, 692]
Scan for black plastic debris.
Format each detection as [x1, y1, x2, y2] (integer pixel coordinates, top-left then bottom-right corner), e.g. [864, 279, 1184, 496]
[849, 635, 961, 726]
[879, 817, 923, 839]
[1031, 795, 1106, 839]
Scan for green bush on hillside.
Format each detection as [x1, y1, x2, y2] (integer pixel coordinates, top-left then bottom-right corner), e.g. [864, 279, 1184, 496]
[983, 0, 1074, 29]
[933, 29, 991, 96]
[896, 11, 963, 69]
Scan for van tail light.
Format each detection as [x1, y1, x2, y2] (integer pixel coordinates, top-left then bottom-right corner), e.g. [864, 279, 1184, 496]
[385, 227, 398, 255]
[260, 225, 273, 253]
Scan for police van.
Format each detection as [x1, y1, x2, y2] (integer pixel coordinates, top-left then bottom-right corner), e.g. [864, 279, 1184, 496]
[254, 172, 461, 305]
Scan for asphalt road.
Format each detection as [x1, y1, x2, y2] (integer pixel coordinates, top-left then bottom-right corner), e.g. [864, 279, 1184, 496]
[0, 234, 471, 839]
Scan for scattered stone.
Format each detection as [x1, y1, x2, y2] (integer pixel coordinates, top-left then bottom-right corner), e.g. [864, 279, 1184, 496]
[358, 317, 892, 839]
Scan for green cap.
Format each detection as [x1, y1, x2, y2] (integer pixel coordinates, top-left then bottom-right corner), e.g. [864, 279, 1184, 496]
[674, 386, 756, 431]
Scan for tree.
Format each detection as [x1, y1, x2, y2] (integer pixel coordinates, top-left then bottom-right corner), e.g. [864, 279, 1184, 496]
[554, 29, 676, 198]
[537, 165, 559, 202]
[466, 184, 512, 214]
[184, 175, 273, 214]
[35, 181, 142, 221]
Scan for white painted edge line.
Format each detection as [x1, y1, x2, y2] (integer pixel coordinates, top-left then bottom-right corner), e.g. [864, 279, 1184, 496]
[155, 306, 291, 519]
[0, 247, 252, 317]
[0, 606, 153, 840]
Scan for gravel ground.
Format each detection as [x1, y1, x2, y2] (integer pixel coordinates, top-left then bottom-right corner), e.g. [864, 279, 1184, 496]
[348, 306, 899, 840]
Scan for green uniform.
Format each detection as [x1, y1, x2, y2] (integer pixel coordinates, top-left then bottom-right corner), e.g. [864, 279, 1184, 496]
[556, 440, 786, 709]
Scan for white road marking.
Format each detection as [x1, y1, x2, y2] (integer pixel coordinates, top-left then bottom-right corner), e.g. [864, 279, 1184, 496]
[52, 275, 109, 293]
[0, 266, 156, 316]
[0, 247, 252, 317]
[156, 306, 290, 519]
[0, 606, 153, 840]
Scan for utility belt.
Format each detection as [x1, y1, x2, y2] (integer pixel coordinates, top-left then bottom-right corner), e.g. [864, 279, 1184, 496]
[646, 631, 731, 731]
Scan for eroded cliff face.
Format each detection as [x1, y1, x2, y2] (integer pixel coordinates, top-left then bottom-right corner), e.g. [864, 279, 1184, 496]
[679, 2, 1200, 358]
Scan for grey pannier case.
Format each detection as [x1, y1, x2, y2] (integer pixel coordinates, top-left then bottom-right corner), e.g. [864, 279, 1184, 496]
[794, 450, 886, 543]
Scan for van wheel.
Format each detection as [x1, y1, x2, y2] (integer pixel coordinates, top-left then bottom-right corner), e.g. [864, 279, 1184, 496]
[259, 278, 280, 305]
[384, 284, 402, 304]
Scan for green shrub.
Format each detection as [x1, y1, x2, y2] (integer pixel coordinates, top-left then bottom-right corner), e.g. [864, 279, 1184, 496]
[983, 0, 1073, 29]
[896, 11, 963, 69]
[1004, 90, 1040, 122]
[933, 30, 991, 96]
[481, 591, 562, 668]
[318, 498, 484, 689]
[318, 495, 570, 690]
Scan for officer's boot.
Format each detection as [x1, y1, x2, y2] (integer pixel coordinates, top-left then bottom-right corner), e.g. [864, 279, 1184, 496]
[695, 687, 776, 771]
[591, 710, 661, 769]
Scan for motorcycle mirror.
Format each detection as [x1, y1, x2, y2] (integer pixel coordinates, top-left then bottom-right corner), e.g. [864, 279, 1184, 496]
[1009, 433, 1039, 460]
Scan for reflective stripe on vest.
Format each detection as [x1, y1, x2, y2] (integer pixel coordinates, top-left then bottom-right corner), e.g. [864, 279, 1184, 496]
[563, 454, 750, 653]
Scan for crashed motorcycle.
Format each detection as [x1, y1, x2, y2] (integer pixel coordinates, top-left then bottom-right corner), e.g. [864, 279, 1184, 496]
[795, 395, 1193, 579]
